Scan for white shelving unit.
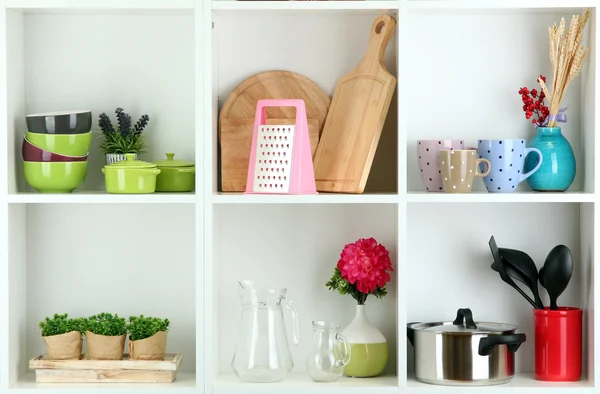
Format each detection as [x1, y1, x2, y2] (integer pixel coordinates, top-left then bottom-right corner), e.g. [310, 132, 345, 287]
[0, 1, 597, 394]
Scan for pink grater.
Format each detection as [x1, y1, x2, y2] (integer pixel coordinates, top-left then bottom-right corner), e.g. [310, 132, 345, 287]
[245, 99, 317, 195]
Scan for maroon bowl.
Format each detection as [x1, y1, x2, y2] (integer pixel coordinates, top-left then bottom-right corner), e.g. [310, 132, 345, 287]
[22, 137, 88, 162]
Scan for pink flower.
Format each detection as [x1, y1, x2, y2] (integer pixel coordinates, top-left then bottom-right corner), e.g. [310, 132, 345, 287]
[337, 237, 393, 294]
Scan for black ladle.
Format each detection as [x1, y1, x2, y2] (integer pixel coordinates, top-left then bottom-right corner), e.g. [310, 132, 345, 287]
[539, 245, 573, 310]
[498, 247, 544, 309]
[489, 236, 540, 309]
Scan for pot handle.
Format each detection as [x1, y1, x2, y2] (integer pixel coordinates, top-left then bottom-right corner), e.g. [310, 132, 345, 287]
[478, 333, 526, 356]
[453, 308, 477, 329]
[406, 323, 419, 347]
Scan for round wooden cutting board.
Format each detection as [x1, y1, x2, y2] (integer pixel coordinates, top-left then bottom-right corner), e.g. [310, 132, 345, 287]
[220, 70, 330, 122]
[219, 70, 331, 192]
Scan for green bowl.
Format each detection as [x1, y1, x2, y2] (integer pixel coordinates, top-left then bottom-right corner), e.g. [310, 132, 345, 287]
[23, 161, 88, 193]
[25, 131, 92, 156]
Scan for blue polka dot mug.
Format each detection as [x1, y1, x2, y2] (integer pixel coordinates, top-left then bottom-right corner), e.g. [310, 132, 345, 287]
[477, 139, 543, 193]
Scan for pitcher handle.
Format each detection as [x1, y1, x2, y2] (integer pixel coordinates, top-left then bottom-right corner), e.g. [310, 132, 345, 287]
[335, 333, 352, 367]
[520, 147, 543, 182]
[281, 297, 300, 346]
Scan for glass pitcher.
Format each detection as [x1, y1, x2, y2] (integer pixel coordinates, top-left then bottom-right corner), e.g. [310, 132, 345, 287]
[231, 280, 300, 383]
[306, 321, 351, 382]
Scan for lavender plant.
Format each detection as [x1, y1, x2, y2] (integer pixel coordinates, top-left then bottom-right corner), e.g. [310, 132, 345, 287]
[99, 108, 150, 154]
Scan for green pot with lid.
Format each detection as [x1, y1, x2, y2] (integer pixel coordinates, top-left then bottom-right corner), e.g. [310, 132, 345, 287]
[152, 153, 195, 192]
[102, 154, 161, 194]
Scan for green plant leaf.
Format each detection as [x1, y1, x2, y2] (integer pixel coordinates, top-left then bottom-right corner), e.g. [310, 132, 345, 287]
[85, 313, 127, 336]
[39, 313, 86, 336]
[128, 315, 170, 341]
[100, 133, 146, 155]
[325, 267, 388, 305]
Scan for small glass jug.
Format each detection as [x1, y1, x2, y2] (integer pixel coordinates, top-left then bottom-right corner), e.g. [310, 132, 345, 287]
[306, 321, 351, 382]
[232, 280, 300, 383]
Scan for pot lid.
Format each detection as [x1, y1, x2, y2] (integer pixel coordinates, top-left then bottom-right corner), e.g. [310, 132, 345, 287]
[410, 308, 517, 334]
[152, 153, 194, 167]
[106, 153, 156, 169]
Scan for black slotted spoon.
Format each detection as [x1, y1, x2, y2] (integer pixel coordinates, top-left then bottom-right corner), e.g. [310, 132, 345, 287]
[489, 236, 542, 310]
[497, 247, 544, 309]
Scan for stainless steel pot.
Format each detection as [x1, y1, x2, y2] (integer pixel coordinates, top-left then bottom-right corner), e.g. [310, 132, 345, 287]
[407, 308, 526, 386]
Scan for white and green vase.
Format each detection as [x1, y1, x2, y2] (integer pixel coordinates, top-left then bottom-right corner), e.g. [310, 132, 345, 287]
[341, 305, 388, 377]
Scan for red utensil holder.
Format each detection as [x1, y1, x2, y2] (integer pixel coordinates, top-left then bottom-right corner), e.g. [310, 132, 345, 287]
[534, 307, 582, 381]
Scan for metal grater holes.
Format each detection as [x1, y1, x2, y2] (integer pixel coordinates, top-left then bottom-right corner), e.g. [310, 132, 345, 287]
[251, 125, 295, 192]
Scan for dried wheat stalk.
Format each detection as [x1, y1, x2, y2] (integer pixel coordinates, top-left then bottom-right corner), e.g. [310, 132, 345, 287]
[543, 9, 591, 127]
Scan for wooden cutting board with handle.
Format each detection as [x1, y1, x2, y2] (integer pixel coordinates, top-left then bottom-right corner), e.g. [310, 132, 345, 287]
[219, 70, 330, 192]
[313, 14, 397, 193]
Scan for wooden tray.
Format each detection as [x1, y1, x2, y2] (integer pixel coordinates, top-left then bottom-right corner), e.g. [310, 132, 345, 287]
[29, 353, 182, 383]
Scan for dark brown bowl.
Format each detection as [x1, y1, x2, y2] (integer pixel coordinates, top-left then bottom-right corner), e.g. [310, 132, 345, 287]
[26, 110, 92, 135]
[22, 137, 88, 162]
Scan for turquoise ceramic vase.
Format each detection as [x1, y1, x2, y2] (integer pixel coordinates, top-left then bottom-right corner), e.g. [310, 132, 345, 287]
[524, 127, 575, 192]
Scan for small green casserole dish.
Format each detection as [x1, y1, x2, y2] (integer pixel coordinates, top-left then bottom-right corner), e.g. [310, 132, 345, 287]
[152, 153, 195, 192]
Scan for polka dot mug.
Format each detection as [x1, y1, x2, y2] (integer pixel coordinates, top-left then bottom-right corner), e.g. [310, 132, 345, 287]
[477, 139, 543, 193]
[417, 140, 465, 192]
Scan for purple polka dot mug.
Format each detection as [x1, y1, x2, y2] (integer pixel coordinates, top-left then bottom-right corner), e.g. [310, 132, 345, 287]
[417, 140, 465, 192]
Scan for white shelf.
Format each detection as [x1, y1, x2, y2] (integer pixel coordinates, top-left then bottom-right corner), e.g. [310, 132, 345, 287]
[9, 372, 197, 393]
[211, 192, 398, 204]
[7, 191, 196, 204]
[211, 1, 398, 12]
[406, 0, 596, 10]
[406, 191, 595, 203]
[6, 0, 194, 11]
[1, 0, 597, 392]
[214, 373, 398, 394]
[210, 0, 595, 13]
[407, 374, 594, 393]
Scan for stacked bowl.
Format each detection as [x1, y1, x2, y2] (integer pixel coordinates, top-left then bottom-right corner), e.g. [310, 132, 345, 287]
[22, 110, 92, 193]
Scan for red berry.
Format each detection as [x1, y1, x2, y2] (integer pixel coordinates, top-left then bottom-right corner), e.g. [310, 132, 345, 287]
[532, 119, 537, 124]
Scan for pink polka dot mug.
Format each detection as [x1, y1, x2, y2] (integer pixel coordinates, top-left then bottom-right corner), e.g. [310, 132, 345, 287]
[417, 140, 465, 192]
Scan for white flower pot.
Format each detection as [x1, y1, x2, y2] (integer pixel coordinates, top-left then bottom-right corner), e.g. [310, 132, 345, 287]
[341, 305, 388, 377]
[105, 153, 139, 165]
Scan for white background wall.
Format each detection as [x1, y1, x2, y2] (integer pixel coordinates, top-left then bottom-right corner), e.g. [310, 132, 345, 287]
[24, 204, 196, 374]
[216, 204, 398, 374]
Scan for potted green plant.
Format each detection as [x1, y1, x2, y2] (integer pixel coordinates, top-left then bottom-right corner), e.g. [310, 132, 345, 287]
[39, 313, 85, 360]
[99, 107, 150, 164]
[128, 315, 170, 360]
[85, 313, 127, 360]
